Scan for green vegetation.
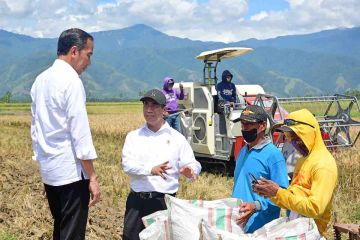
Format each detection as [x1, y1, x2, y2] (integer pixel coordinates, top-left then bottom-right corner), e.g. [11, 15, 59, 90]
[0, 102, 143, 114]
[353, 203, 360, 221]
[0, 91, 12, 103]
[86, 102, 142, 114]
[0, 103, 30, 113]
[345, 89, 360, 99]
[280, 99, 360, 118]
[0, 231, 17, 240]
[1, 25, 360, 100]
[3, 99, 359, 118]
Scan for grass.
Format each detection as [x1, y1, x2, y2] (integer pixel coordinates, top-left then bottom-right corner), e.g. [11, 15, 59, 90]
[0, 103, 31, 113]
[86, 102, 142, 114]
[0, 102, 143, 114]
[0, 102, 359, 239]
[2, 99, 359, 117]
[0, 231, 17, 240]
[279, 100, 360, 118]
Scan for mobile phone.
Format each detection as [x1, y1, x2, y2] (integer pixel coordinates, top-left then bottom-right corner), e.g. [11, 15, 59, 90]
[248, 172, 259, 184]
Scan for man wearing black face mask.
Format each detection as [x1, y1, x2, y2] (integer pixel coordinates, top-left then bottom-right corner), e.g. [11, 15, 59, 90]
[232, 105, 289, 233]
[252, 109, 338, 238]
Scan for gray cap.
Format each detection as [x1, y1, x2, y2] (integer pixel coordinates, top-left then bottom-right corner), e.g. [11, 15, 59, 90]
[239, 105, 268, 123]
[140, 89, 166, 105]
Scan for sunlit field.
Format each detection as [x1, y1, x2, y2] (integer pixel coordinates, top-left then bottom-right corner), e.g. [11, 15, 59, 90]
[279, 100, 360, 118]
[0, 102, 359, 239]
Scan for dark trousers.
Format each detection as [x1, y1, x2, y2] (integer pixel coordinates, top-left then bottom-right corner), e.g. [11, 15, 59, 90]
[44, 179, 90, 240]
[122, 191, 175, 240]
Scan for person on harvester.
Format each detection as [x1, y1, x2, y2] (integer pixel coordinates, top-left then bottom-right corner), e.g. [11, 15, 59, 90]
[217, 70, 237, 108]
[162, 76, 184, 132]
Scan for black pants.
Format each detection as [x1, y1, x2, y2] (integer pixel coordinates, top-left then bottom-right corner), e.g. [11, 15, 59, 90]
[122, 191, 175, 240]
[44, 179, 90, 240]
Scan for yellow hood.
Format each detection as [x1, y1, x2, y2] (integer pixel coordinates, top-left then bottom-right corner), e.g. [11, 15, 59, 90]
[271, 108, 338, 237]
[285, 109, 326, 154]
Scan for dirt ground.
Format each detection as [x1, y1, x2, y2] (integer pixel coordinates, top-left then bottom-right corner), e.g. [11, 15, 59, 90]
[0, 119, 127, 239]
[0, 155, 126, 240]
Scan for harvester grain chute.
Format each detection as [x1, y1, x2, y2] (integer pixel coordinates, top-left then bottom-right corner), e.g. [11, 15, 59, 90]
[175, 47, 360, 174]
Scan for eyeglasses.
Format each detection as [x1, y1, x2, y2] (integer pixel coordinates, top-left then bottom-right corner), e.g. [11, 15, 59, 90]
[284, 119, 314, 128]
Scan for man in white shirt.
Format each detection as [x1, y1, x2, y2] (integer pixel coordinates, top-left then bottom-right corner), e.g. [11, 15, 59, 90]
[122, 89, 202, 240]
[31, 28, 100, 240]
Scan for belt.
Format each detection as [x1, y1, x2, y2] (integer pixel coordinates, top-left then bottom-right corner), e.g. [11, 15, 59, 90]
[130, 189, 176, 199]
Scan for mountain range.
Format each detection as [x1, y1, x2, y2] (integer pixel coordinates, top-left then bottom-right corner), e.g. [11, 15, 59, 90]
[0, 24, 360, 100]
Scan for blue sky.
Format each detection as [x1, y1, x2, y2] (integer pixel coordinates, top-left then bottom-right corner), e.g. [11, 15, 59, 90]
[0, 0, 359, 42]
[246, 0, 289, 18]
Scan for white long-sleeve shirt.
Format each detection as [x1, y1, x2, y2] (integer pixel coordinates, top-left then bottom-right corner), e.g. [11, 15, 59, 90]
[122, 122, 201, 194]
[31, 59, 97, 186]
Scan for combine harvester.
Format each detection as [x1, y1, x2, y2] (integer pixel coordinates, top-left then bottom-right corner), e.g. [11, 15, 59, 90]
[174, 47, 360, 173]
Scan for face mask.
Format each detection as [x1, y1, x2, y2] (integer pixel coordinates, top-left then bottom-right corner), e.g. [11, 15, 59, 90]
[242, 128, 258, 143]
[291, 139, 308, 156]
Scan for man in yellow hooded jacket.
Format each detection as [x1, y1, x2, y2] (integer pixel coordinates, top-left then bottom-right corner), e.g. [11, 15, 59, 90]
[252, 108, 338, 237]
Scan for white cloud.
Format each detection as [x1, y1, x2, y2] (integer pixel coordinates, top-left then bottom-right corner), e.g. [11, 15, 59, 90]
[0, 0, 359, 42]
[222, 0, 360, 41]
[250, 11, 268, 22]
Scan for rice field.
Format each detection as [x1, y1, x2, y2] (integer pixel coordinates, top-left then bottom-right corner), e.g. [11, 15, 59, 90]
[0, 102, 359, 239]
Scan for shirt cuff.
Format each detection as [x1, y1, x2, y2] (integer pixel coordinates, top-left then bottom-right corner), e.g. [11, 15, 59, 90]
[188, 163, 201, 176]
[271, 187, 286, 204]
[76, 147, 97, 160]
[254, 201, 261, 211]
[146, 164, 154, 176]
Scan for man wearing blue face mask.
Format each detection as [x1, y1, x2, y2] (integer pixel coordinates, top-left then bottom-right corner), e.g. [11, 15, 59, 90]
[252, 109, 338, 238]
[232, 105, 289, 233]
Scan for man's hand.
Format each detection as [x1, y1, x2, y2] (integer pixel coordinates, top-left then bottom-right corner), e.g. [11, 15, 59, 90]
[151, 161, 172, 179]
[180, 166, 196, 180]
[80, 160, 101, 207]
[236, 202, 256, 227]
[88, 178, 101, 207]
[230, 102, 235, 108]
[252, 177, 280, 198]
[179, 83, 184, 92]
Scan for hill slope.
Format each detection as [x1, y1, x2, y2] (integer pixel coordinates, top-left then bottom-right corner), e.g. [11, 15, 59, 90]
[1, 24, 359, 100]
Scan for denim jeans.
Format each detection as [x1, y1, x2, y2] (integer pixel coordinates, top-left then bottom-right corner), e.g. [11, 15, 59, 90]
[166, 113, 181, 132]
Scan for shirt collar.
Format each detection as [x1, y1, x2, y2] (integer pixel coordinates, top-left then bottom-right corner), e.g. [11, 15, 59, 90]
[143, 121, 172, 134]
[54, 59, 79, 77]
[248, 136, 272, 150]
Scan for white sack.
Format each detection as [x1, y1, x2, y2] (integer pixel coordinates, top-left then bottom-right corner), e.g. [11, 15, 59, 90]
[165, 195, 244, 240]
